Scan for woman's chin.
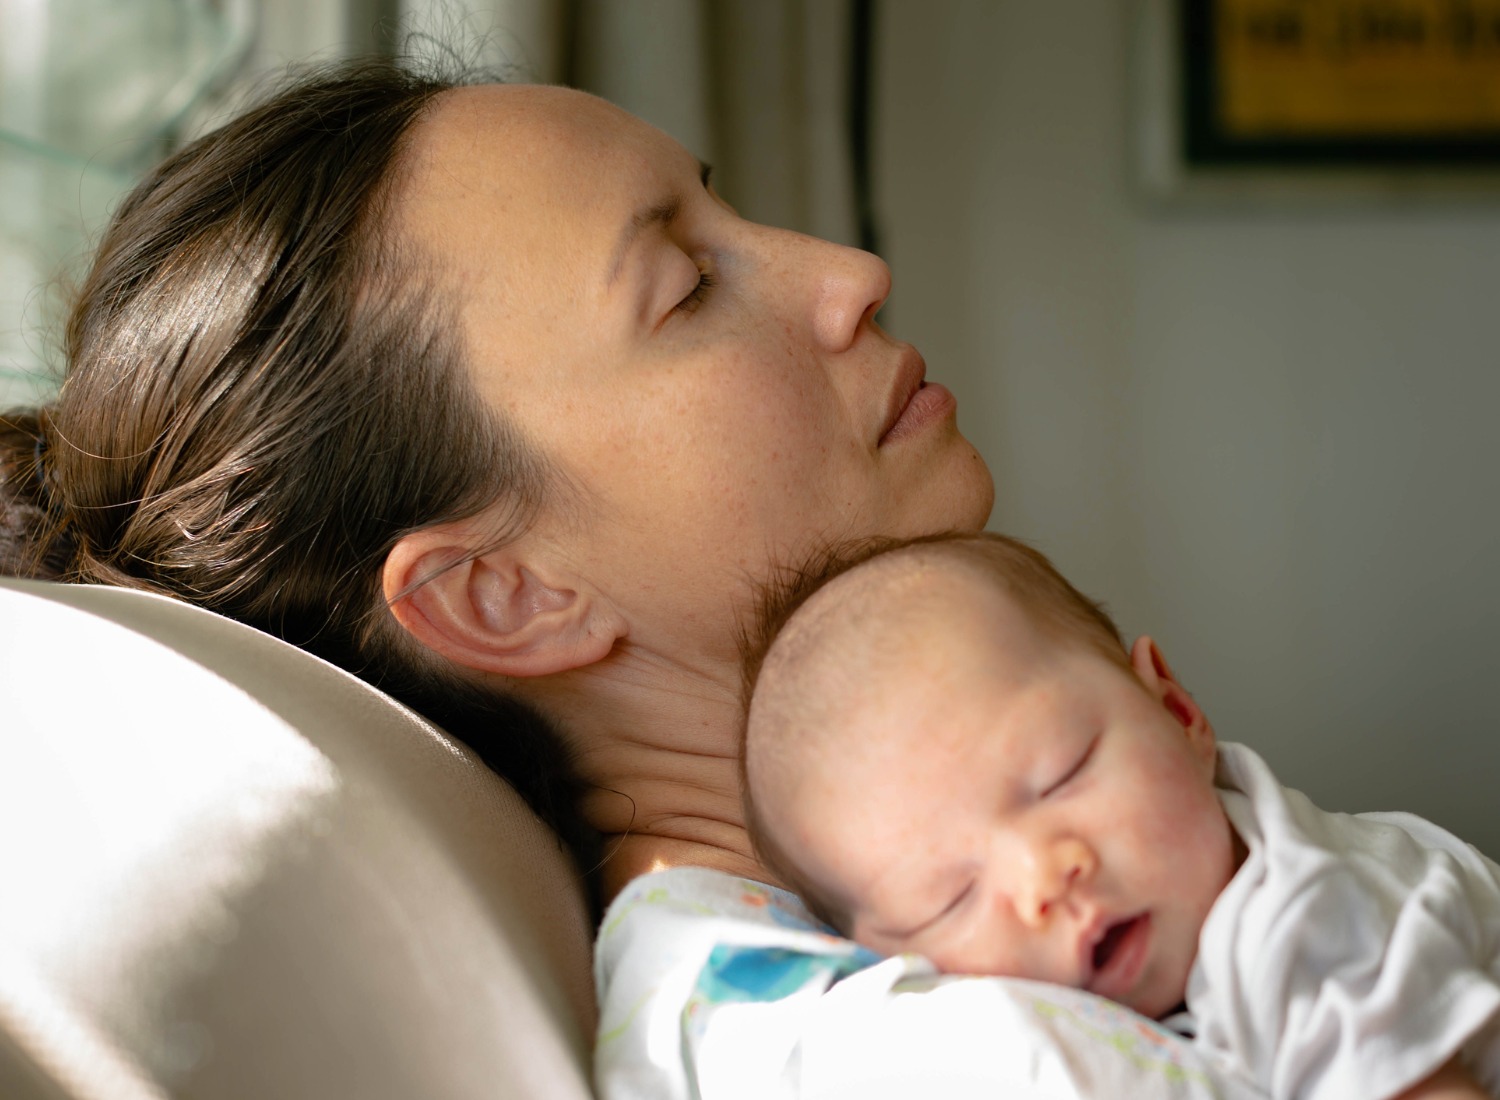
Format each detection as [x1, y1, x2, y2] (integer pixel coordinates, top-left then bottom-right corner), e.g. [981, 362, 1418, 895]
[934, 440, 996, 533]
[965, 451, 997, 529]
[896, 455, 994, 540]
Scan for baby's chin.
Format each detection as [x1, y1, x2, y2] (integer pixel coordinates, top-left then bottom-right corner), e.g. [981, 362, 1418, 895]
[1122, 965, 1193, 1023]
[1134, 989, 1189, 1022]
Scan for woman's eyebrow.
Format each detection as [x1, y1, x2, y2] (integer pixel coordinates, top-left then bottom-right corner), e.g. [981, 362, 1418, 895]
[605, 161, 714, 286]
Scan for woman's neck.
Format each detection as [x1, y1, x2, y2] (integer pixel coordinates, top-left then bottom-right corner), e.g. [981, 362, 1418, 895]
[512, 644, 776, 903]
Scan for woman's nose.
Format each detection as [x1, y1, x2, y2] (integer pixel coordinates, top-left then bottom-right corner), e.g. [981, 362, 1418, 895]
[1011, 836, 1097, 928]
[781, 232, 891, 353]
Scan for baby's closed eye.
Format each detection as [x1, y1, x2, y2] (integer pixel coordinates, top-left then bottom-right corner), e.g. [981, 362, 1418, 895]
[1040, 734, 1099, 797]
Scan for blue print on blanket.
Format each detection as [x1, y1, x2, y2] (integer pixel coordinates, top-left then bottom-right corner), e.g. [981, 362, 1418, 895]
[696, 945, 863, 1004]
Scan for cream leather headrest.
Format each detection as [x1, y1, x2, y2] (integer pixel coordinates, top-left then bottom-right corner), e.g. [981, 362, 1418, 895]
[0, 579, 596, 1100]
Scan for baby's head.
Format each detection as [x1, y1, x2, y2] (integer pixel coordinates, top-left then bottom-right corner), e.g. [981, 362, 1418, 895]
[742, 532, 1238, 1019]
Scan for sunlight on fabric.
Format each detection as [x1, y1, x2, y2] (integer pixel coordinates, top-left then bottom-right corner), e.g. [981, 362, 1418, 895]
[0, 602, 339, 956]
[0, 956, 169, 1100]
[0, 587, 340, 1078]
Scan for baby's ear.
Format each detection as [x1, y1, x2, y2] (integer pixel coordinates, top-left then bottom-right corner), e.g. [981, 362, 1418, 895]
[382, 520, 626, 679]
[1129, 636, 1216, 766]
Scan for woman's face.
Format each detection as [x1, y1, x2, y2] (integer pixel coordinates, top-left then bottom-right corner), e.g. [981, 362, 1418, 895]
[397, 85, 993, 659]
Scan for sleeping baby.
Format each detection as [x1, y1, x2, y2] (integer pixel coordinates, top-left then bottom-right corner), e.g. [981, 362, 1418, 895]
[741, 531, 1500, 1100]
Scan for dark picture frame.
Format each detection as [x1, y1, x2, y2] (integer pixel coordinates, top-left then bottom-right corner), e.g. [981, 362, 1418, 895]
[1180, 0, 1500, 168]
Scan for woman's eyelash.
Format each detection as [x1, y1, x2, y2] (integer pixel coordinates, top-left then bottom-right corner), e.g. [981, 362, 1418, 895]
[674, 267, 717, 314]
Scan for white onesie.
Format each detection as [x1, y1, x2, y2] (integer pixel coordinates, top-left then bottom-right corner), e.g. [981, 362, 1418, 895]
[1188, 743, 1500, 1099]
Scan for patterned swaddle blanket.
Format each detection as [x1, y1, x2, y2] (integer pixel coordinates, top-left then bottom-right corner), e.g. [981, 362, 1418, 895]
[594, 866, 1262, 1100]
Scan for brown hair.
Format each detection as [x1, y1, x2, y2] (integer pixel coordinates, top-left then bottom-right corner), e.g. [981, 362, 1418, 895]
[0, 60, 588, 854]
[738, 531, 1127, 930]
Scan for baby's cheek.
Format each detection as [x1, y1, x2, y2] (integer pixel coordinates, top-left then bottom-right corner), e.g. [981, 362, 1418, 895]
[923, 910, 1045, 983]
[1123, 774, 1214, 854]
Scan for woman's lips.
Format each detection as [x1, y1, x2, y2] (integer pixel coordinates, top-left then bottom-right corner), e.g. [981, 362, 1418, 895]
[878, 377, 957, 447]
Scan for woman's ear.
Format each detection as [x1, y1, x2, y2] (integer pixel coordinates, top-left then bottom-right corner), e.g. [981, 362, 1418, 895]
[382, 524, 626, 678]
[1129, 635, 1217, 766]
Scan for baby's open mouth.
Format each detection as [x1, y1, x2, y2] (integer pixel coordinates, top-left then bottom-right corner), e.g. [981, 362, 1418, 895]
[1092, 917, 1140, 973]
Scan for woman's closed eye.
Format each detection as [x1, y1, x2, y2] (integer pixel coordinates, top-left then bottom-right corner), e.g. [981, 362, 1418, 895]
[673, 264, 717, 315]
[1040, 735, 1098, 797]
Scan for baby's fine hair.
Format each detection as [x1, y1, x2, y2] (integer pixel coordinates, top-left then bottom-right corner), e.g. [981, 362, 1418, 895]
[738, 530, 1128, 931]
[740, 530, 1127, 708]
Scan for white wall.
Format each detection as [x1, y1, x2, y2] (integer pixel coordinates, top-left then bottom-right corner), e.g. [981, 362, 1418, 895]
[877, 1, 1500, 852]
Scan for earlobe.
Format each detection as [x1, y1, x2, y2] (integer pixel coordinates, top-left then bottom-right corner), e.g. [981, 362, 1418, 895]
[1129, 635, 1217, 765]
[382, 525, 626, 678]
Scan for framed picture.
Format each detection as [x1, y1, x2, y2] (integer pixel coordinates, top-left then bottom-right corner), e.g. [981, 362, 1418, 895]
[1133, 0, 1500, 199]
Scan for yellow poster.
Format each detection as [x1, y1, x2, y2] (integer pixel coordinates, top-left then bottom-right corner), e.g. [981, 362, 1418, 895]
[1213, 0, 1500, 137]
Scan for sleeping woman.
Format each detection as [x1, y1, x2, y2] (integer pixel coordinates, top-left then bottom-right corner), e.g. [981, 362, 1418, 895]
[0, 59, 1258, 1098]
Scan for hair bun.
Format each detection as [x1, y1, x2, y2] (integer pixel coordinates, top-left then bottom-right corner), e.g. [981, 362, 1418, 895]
[1, 410, 75, 578]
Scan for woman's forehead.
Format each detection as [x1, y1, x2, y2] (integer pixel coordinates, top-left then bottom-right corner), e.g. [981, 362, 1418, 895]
[400, 84, 688, 216]
[423, 83, 623, 151]
[392, 83, 697, 300]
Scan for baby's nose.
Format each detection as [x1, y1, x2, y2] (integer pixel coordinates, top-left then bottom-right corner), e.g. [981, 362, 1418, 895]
[1013, 836, 1096, 928]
